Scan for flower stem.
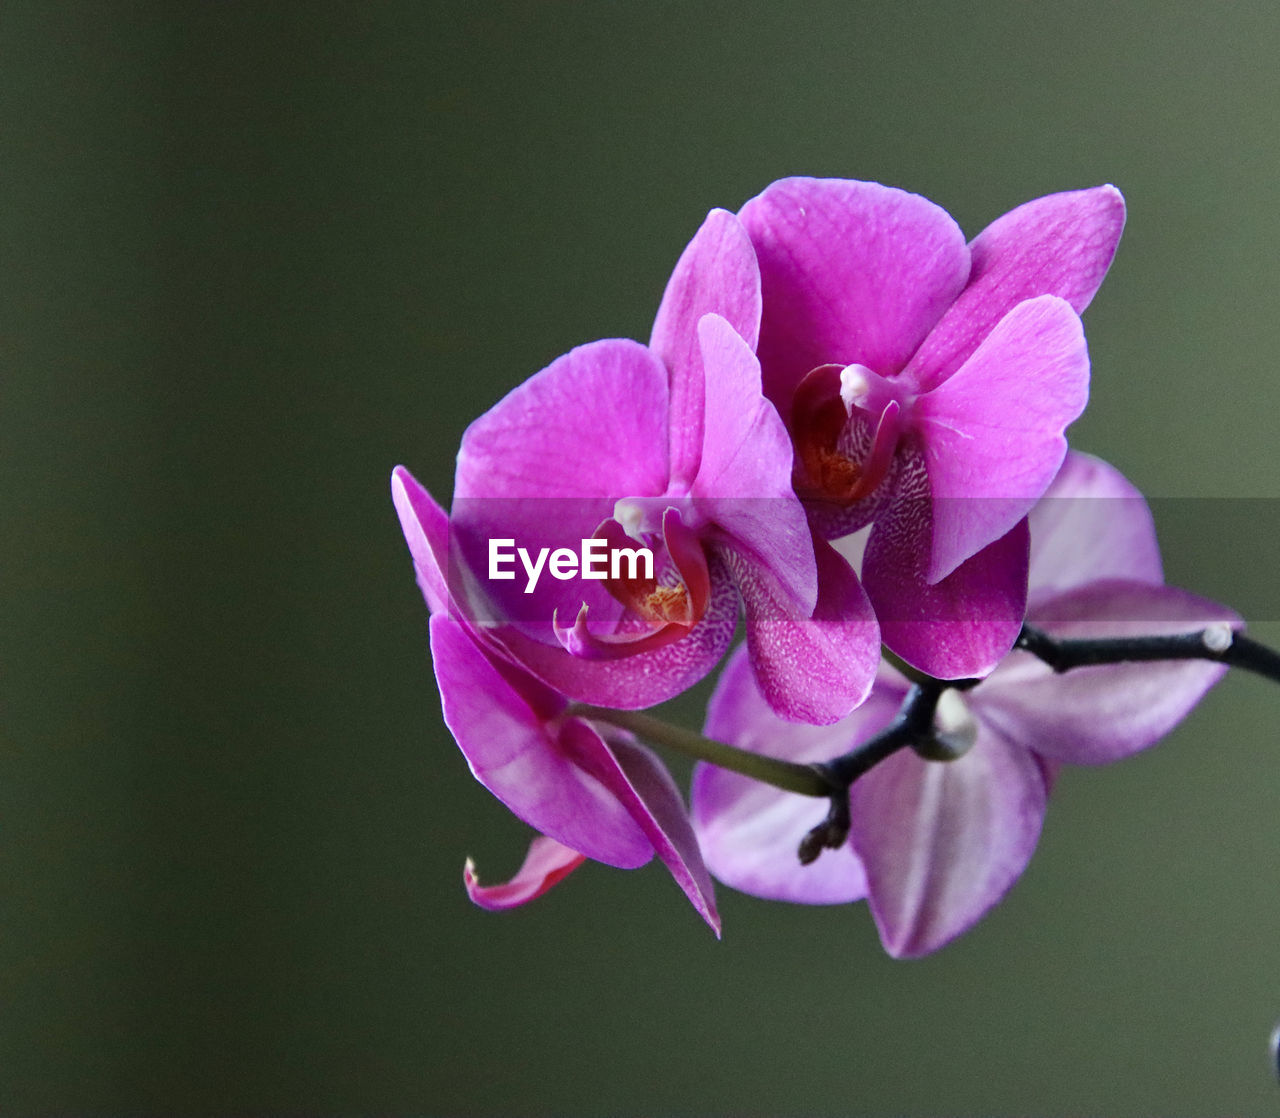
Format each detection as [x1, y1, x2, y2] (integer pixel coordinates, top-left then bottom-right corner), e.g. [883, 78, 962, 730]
[569, 704, 833, 797]
[1015, 623, 1280, 683]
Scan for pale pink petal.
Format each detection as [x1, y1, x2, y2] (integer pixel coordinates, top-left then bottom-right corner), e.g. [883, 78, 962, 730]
[650, 209, 761, 488]
[464, 836, 587, 910]
[915, 295, 1089, 582]
[1028, 450, 1162, 599]
[691, 649, 907, 903]
[739, 177, 970, 406]
[907, 185, 1124, 393]
[978, 580, 1240, 765]
[692, 312, 816, 614]
[561, 727, 720, 935]
[862, 466, 1029, 679]
[718, 534, 880, 724]
[430, 615, 653, 869]
[849, 720, 1047, 957]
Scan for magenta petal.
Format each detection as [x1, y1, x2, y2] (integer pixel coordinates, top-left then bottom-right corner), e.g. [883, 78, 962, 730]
[692, 312, 816, 614]
[915, 295, 1089, 582]
[455, 337, 670, 501]
[978, 580, 1240, 765]
[430, 614, 653, 869]
[562, 726, 720, 935]
[1028, 450, 1162, 598]
[907, 185, 1124, 392]
[719, 534, 880, 724]
[489, 554, 740, 709]
[692, 649, 904, 903]
[863, 480, 1029, 678]
[391, 465, 451, 614]
[849, 721, 1047, 957]
[650, 209, 762, 488]
[739, 177, 970, 406]
[464, 836, 587, 911]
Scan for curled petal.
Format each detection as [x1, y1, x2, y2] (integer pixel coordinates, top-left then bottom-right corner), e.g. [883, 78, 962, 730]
[907, 184, 1125, 393]
[862, 460, 1029, 679]
[464, 836, 587, 910]
[739, 177, 970, 406]
[978, 580, 1241, 765]
[915, 295, 1089, 582]
[849, 721, 1048, 958]
[718, 534, 880, 724]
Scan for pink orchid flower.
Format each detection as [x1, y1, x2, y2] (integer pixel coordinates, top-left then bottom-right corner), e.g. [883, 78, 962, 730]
[447, 209, 879, 724]
[739, 179, 1125, 677]
[690, 451, 1238, 956]
[392, 467, 719, 932]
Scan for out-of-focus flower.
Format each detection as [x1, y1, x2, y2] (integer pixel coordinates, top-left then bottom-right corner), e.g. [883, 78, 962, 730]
[691, 451, 1237, 956]
[449, 210, 879, 724]
[392, 468, 719, 932]
[739, 180, 1125, 677]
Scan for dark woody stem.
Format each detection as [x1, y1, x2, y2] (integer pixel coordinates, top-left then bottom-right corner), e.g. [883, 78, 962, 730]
[578, 621, 1280, 866]
[1014, 622, 1280, 683]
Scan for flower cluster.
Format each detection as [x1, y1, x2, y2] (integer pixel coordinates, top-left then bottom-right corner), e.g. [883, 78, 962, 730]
[393, 178, 1237, 951]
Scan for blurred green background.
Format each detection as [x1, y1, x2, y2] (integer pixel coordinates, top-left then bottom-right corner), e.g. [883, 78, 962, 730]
[5, 1, 1280, 1113]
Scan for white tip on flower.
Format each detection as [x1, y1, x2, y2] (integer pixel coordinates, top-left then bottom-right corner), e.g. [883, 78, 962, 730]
[914, 689, 979, 762]
[1202, 623, 1233, 654]
[839, 364, 873, 410]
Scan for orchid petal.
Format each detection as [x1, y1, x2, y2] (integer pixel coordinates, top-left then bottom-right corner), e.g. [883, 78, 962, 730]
[650, 209, 761, 488]
[719, 533, 880, 724]
[849, 720, 1047, 958]
[692, 312, 816, 614]
[915, 295, 1089, 582]
[1028, 450, 1162, 598]
[691, 648, 906, 903]
[562, 727, 721, 935]
[978, 580, 1240, 765]
[739, 177, 970, 406]
[391, 465, 450, 613]
[452, 338, 670, 627]
[430, 614, 653, 869]
[863, 466, 1029, 679]
[464, 836, 587, 910]
[489, 552, 740, 709]
[907, 185, 1124, 392]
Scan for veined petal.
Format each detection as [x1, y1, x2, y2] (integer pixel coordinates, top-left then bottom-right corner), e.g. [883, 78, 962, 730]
[915, 295, 1089, 582]
[739, 177, 970, 407]
[430, 614, 653, 869]
[862, 462, 1029, 679]
[978, 580, 1240, 765]
[849, 720, 1047, 958]
[563, 728, 721, 935]
[488, 551, 740, 709]
[1028, 450, 1162, 598]
[691, 648, 905, 903]
[650, 209, 762, 488]
[907, 185, 1125, 393]
[718, 534, 880, 724]
[692, 312, 816, 614]
[464, 836, 587, 910]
